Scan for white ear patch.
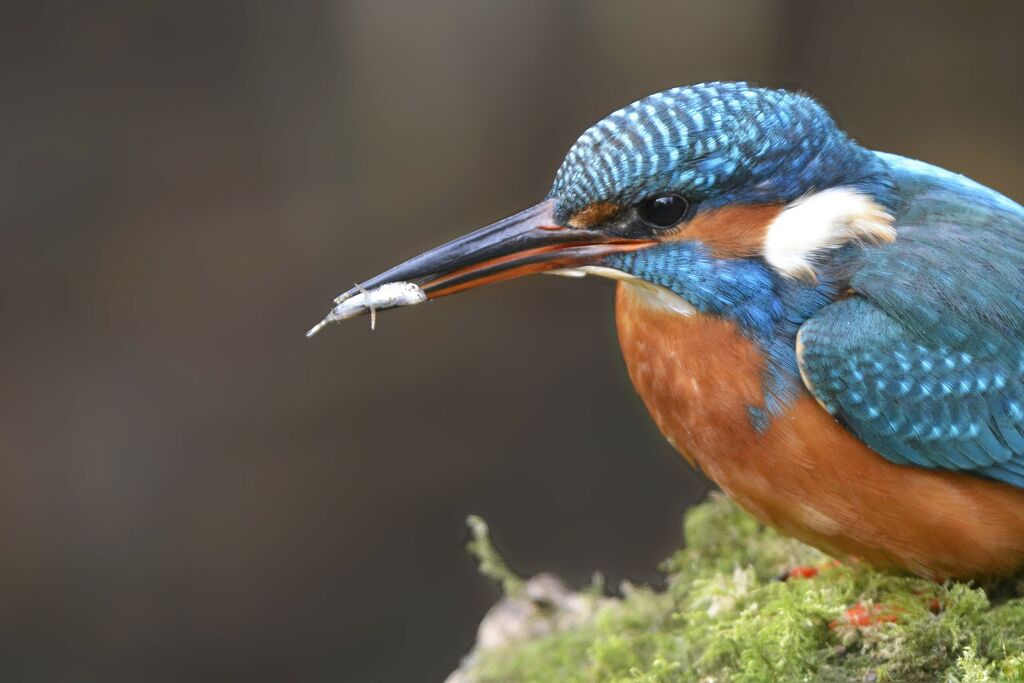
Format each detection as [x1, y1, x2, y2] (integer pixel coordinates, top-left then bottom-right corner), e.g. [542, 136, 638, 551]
[763, 187, 895, 279]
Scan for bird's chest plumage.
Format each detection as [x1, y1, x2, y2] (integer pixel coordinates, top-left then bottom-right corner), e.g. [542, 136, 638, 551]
[614, 282, 769, 464]
[615, 282, 1024, 579]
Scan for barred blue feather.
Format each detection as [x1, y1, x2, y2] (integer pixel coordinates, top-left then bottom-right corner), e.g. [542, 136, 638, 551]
[548, 81, 893, 219]
[798, 154, 1024, 487]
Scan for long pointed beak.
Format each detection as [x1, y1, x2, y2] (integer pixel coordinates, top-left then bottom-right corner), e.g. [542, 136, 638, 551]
[307, 198, 653, 335]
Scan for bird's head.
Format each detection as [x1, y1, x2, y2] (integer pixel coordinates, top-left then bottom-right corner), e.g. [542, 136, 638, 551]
[310, 82, 895, 335]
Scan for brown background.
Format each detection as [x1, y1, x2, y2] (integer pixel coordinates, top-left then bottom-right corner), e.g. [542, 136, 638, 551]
[3, 1, 1023, 681]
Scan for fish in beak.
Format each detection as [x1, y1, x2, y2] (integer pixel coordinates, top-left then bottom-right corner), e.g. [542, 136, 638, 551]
[307, 198, 654, 336]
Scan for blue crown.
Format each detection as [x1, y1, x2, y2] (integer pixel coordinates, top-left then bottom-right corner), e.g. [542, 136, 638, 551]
[548, 82, 890, 220]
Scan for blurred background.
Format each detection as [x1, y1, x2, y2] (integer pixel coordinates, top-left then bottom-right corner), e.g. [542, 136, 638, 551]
[3, 1, 1023, 680]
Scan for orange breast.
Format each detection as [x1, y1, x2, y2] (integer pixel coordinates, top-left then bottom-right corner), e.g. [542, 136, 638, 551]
[615, 281, 1024, 579]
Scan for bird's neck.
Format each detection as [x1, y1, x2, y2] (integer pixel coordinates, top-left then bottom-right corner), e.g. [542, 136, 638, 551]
[606, 246, 836, 429]
[615, 281, 776, 461]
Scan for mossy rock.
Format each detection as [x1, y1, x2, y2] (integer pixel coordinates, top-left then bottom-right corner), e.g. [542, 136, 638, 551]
[451, 494, 1024, 683]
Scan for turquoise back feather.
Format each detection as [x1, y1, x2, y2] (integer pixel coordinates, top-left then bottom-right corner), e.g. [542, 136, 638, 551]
[799, 154, 1024, 486]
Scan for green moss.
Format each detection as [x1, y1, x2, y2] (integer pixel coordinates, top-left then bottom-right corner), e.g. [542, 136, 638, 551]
[456, 494, 1024, 683]
[466, 514, 525, 597]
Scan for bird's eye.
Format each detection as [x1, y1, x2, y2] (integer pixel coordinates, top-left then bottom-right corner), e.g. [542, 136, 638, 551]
[639, 194, 689, 228]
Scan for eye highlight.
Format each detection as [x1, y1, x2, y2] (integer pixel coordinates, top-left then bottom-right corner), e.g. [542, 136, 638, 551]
[639, 194, 690, 228]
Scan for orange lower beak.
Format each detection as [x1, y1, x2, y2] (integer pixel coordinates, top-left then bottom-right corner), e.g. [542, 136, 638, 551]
[308, 199, 654, 334]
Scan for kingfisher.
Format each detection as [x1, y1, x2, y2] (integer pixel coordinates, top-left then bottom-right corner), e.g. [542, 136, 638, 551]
[309, 82, 1024, 581]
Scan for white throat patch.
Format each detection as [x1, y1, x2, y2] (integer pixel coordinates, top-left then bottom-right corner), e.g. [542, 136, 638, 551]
[549, 266, 697, 317]
[763, 187, 895, 279]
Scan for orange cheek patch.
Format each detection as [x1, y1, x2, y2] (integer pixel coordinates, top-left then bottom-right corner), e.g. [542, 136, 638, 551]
[567, 201, 622, 228]
[669, 204, 784, 258]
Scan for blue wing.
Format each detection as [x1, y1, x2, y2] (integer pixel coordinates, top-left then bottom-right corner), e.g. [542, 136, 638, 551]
[797, 153, 1024, 487]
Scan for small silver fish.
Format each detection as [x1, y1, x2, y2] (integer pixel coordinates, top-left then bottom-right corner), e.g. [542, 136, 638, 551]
[306, 281, 427, 337]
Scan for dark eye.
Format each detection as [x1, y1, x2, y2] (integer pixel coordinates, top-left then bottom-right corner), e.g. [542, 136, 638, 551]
[639, 194, 689, 228]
